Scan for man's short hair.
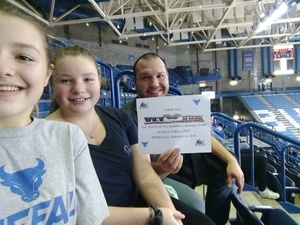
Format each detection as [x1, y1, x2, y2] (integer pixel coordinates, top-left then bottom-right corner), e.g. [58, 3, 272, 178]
[133, 52, 167, 78]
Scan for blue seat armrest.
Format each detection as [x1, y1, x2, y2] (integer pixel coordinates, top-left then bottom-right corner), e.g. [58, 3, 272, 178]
[249, 205, 275, 214]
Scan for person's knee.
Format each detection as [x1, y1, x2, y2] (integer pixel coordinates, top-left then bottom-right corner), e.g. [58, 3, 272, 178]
[163, 178, 205, 213]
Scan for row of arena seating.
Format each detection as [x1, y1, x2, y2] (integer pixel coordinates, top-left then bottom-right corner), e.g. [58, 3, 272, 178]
[241, 94, 300, 139]
[289, 93, 300, 105]
[114, 64, 194, 86]
[212, 112, 300, 224]
[37, 89, 137, 118]
[104, 63, 193, 87]
[255, 146, 300, 205]
[264, 94, 300, 128]
[97, 90, 137, 107]
[231, 187, 299, 225]
[212, 112, 300, 211]
[51, 38, 194, 97]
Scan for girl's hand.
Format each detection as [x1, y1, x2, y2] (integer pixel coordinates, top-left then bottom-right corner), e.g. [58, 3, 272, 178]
[160, 208, 185, 225]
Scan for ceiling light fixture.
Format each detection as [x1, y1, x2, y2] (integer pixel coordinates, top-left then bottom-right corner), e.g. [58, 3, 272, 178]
[230, 80, 238, 86]
[256, 1, 288, 33]
[265, 78, 272, 83]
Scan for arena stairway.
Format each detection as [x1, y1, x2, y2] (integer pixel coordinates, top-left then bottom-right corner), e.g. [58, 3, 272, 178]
[239, 94, 300, 139]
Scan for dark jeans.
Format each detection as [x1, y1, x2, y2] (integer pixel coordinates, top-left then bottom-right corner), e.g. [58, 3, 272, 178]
[172, 197, 216, 225]
[205, 173, 232, 225]
[241, 152, 267, 191]
[169, 153, 233, 225]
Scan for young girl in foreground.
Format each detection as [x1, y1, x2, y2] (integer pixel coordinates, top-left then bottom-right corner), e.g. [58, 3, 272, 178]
[47, 45, 216, 225]
[0, 2, 109, 224]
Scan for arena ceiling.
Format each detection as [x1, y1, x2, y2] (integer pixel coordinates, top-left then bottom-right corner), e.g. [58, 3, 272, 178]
[10, 0, 300, 52]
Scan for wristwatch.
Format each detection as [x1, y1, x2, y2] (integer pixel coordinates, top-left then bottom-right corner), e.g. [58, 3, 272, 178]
[150, 204, 164, 225]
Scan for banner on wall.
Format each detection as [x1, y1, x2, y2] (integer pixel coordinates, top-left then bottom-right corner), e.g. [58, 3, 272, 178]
[242, 50, 254, 71]
[128, 54, 134, 61]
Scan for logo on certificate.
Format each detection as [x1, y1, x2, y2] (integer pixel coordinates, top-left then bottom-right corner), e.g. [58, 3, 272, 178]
[193, 98, 200, 105]
[139, 102, 149, 109]
[142, 141, 148, 147]
[195, 139, 205, 146]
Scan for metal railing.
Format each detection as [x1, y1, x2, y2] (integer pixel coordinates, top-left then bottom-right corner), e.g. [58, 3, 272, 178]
[212, 112, 300, 205]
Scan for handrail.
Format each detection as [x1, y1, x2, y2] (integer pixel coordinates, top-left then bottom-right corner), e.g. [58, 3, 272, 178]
[211, 113, 256, 185]
[212, 112, 300, 203]
[234, 122, 300, 202]
[97, 59, 115, 107]
[114, 70, 134, 108]
[169, 86, 184, 95]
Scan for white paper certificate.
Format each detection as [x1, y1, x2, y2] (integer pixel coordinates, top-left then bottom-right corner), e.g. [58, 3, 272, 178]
[137, 94, 212, 154]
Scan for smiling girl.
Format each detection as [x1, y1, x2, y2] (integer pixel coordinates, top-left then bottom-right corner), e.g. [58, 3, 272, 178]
[0, 2, 108, 224]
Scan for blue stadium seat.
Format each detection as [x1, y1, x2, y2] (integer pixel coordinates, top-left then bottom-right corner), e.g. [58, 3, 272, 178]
[231, 189, 264, 225]
[98, 90, 112, 106]
[36, 100, 52, 118]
